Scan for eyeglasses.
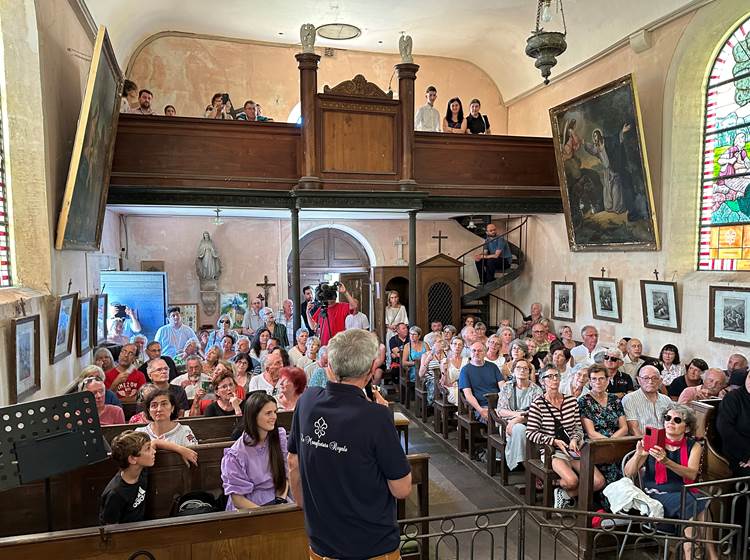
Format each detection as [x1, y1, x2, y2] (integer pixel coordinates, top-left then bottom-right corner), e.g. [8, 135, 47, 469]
[604, 356, 619, 361]
[590, 376, 608, 382]
[221, 320, 231, 324]
[514, 366, 530, 371]
[639, 376, 661, 382]
[532, 330, 545, 334]
[149, 401, 171, 409]
[217, 383, 235, 391]
[544, 373, 561, 380]
[663, 414, 683, 424]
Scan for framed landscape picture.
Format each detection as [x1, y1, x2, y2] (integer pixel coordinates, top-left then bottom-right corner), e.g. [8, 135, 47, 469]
[170, 303, 199, 333]
[551, 281, 576, 322]
[9, 315, 41, 404]
[709, 286, 750, 347]
[640, 280, 680, 333]
[51, 293, 79, 364]
[589, 277, 621, 323]
[220, 293, 249, 330]
[95, 293, 108, 345]
[77, 297, 93, 356]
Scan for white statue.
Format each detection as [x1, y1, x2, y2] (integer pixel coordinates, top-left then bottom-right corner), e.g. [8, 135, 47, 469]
[300, 23, 316, 53]
[399, 34, 413, 63]
[196, 231, 221, 281]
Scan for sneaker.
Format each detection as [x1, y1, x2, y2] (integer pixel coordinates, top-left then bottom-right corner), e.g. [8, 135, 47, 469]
[554, 488, 573, 509]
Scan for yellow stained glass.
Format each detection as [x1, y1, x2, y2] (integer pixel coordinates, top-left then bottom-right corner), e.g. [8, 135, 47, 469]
[719, 248, 743, 259]
[710, 228, 720, 248]
[720, 226, 743, 247]
[737, 260, 750, 271]
[710, 248, 719, 258]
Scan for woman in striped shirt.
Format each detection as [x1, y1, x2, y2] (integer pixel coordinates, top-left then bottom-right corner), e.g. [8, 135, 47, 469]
[526, 367, 605, 509]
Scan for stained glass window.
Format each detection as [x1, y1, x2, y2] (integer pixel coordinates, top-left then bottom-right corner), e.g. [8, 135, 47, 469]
[0, 86, 11, 286]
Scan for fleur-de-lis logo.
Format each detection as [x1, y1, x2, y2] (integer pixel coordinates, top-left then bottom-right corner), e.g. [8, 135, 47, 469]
[314, 417, 328, 438]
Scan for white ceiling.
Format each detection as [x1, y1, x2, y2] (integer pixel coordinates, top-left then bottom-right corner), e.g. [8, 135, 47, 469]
[86, 0, 705, 101]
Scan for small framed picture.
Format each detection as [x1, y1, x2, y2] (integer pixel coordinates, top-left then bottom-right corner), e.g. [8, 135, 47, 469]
[551, 281, 576, 322]
[95, 293, 108, 345]
[640, 280, 680, 333]
[51, 293, 79, 364]
[709, 286, 750, 347]
[141, 260, 165, 272]
[77, 297, 94, 355]
[589, 277, 621, 323]
[170, 303, 199, 333]
[9, 315, 41, 404]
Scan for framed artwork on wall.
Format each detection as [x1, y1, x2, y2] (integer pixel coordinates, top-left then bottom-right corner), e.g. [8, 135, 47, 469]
[589, 277, 621, 323]
[141, 260, 165, 272]
[51, 293, 79, 364]
[551, 281, 576, 322]
[549, 74, 659, 251]
[77, 297, 93, 356]
[640, 280, 680, 333]
[709, 286, 750, 347]
[9, 315, 41, 404]
[95, 293, 108, 345]
[220, 293, 249, 330]
[170, 303, 199, 333]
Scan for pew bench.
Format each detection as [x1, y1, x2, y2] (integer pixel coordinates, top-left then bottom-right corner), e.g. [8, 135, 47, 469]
[432, 384, 457, 439]
[485, 393, 510, 484]
[456, 391, 488, 459]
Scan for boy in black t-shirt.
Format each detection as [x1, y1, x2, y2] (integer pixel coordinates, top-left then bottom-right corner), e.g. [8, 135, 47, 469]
[99, 431, 155, 524]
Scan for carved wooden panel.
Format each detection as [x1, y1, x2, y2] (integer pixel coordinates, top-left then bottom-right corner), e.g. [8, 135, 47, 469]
[295, 229, 370, 272]
[322, 74, 393, 98]
[321, 111, 396, 174]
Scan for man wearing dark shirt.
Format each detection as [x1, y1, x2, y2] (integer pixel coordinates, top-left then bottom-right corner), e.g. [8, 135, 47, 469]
[458, 341, 504, 422]
[473, 223, 512, 284]
[289, 329, 411, 559]
[717, 371, 750, 477]
[387, 322, 409, 383]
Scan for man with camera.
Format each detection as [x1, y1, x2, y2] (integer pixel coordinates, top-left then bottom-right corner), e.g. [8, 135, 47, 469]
[306, 282, 358, 345]
[109, 302, 142, 339]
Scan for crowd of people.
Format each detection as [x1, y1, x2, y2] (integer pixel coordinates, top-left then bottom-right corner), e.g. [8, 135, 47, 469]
[414, 85, 492, 135]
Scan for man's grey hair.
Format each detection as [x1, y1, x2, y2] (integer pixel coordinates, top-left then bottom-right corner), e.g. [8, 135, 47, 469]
[236, 335, 251, 345]
[260, 307, 273, 320]
[318, 346, 328, 358]
[147, 358, 167, 373]
[729, 353, 748, 367]
[185, 355, 203, 367]
[703, 367, 728, 383]
[580, 324, 598, 337]
[327, 329, 378, 381]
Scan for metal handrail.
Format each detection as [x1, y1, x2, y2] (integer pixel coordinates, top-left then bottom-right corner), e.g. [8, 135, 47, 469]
[460, 279, 525, 318]
[455, 216, 529, 261]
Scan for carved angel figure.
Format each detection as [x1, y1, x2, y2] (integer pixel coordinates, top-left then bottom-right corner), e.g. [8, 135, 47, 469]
[399, 34, 413, 63]
[300, 23, 316, 53]
[196, 231, 221, 281]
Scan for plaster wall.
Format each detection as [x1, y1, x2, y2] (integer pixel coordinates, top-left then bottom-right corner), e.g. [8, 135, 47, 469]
[503, 0, 750, 366]
[127, 34, 508, 134]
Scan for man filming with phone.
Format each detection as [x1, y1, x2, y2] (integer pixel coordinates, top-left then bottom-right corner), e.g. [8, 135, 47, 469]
[204, 92, 234, 120]
[307, 282, 358, 345]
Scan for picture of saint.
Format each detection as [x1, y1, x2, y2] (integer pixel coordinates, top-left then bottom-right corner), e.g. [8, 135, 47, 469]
[652, 291, 670, 321]
[599, 286, 613, 312]
[723, 298, 746, 333]
[558, 290, 570, 312]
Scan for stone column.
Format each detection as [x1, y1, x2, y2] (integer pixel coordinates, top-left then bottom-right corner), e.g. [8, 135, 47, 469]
[290, 206, 301, 334]
[396, 63, 420, 191]
[295, 52, 322, 189]
[408, 210, 418, 323]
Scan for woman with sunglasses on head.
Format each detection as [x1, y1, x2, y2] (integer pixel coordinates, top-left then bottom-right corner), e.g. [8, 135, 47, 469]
[134, 389, 198, 466]
[221, 392, 290, 510]
[206, 314, 239, 348]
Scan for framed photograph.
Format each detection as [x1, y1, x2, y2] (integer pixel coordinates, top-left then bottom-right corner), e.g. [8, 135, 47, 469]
[709, 286, 750, 347]
[640, 280, 680, 333]
[141, 260, 165, 272]
[220, 293, 249, 330]
[549, 74, 659, 251]
[77, 297, 94, 355]
[94, 293, 108, 345]
[551, 281, 576, 322]
[9, 315, 41, 404]
[51, 293, 79, 364]
[589, 277, 621, 323]
[170, 303, 199, 333]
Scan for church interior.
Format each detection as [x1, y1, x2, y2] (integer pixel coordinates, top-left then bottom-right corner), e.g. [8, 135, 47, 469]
[1, 0, 749, 558]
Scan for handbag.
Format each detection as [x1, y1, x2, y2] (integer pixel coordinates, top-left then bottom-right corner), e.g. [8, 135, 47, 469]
[541, 398, 570, 445]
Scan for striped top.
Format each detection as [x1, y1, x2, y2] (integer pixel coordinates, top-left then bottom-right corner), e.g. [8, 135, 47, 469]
[526, 394, 584, 446]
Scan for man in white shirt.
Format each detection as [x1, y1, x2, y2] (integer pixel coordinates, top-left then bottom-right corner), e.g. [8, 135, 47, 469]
[248, 349, 283, 396]
[154, 307, 198, 358]
[570, 325, 606, 363]
[345, 305, 370, 330]
[414, 86, 441, 132]
[621, 338, 645, 381]
[423, 321, 443, 347]
[622, 365, 672, 436]
[241, 296, 265, 336]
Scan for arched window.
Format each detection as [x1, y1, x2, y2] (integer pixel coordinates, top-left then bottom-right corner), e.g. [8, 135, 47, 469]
[699, 16, 750, 271]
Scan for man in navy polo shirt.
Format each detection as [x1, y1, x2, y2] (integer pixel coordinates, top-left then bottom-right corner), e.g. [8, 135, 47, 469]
[289, 329, 411, 560]
[458, 341, 504, 422]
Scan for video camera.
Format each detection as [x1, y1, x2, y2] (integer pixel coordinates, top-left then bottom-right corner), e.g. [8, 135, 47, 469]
[315, 281, 341, 307]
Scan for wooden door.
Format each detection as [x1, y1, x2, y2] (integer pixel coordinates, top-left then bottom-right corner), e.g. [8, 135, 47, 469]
[339, 272, 370, 319]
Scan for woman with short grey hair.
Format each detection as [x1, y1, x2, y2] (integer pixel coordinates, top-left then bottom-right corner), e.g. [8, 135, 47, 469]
[288, 327, 310, 367]
[502, 339, 535, 380]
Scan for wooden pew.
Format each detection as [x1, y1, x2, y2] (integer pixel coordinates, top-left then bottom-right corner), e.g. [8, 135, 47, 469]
[689, 399, 733, 480]
[432, 382, 457, 438]
[456, 391, 488, 459]
[485, 393, 510, 484]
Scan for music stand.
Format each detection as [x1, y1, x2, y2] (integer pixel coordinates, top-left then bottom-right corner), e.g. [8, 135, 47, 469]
[0, 392, 109, 531]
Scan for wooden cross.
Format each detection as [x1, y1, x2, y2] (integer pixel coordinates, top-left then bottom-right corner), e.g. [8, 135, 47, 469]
[600, 267, 606, 278]
[256, 275, 276, 304]
[653, 269, 659, 281]
[394, 236, 407, 266]
[432, 230, 448, 253]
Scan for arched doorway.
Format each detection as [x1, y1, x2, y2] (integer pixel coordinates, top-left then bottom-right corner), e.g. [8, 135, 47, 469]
[288, 228, 372, 320]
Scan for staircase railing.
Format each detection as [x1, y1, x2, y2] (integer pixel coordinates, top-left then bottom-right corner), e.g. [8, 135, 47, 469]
[456, 216, 528, 287]
[461, 279, 527, 329]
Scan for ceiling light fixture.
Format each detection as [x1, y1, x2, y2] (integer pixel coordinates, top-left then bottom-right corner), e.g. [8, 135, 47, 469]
[213, 208, 224, 226]
[526, 0, 567, 85]
[316, 23, 361, 40]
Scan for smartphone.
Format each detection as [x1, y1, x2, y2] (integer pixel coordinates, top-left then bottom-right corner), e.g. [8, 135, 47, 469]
[643, 426, 666, 451]
[201, 380, 212, 392]
[567, 449, 581, 459]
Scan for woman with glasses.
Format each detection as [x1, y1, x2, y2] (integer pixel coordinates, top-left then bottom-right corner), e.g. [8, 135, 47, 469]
[136, 389, 199, 451]
[78, 364, 121, 406]
[441, 336, 468, 405]
[288, 328, 310, 367]
[602, 348, 634, 397]
[561, 363, 590, 399]
[204, 370, 244, 417]
[496, 358, 543, 471]
[501, 339, 536, 381]
[527, 368, 605, 509]
[666, 358, 707, 400]
[207, 314, 239, 349]
[658, 344, 685, 388]
[233, 352, 253, 392]
[579, 364, 628, 482]
[402, 326, 430, 383]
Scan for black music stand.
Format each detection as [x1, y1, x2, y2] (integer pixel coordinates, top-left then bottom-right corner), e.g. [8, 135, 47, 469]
[0, 392, 109, 531]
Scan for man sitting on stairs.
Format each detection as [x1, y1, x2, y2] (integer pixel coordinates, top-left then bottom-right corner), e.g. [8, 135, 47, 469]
[474, 223, 512, 284]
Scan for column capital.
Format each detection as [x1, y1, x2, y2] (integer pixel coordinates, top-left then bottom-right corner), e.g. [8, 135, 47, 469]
[395, 63, 420, 80]
[296, 52, 321, 70]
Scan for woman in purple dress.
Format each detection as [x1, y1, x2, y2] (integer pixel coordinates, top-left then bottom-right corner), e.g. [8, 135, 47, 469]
[221, 392, 290, 509]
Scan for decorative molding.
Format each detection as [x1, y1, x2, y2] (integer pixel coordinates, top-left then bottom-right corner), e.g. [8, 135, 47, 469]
[629, 29, 652, 53]
[319, 100, 397, 113]
[323, 74, 393, 98]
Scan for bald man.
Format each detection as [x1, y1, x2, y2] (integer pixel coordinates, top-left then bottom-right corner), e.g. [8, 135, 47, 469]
[622, 365, 673, 436]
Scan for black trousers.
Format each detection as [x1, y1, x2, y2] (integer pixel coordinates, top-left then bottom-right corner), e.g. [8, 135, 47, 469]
[475, 257, 512, 283]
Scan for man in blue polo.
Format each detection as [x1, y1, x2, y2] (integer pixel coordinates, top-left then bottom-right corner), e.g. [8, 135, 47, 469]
[289, 329, 411, 560]
[459, 341, 504, 422]
[473, 223, 512, 284]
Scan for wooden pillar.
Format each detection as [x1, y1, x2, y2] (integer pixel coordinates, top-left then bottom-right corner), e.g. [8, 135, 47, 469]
[396, 63, 419, 191]
[408, 210, 417, 323]
[295, 52, 321, 189]
[290, 206, 301, 334]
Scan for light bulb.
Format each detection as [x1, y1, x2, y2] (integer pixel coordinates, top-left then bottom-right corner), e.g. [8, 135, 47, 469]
[541, 1, 553, 23]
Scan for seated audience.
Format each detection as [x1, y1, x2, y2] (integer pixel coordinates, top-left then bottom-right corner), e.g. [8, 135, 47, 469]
[516, 302, 546, 338]
[466, 98, 491, 134]
[414, 85, 441, 132]
[442, 97, 467, 133]
[496, 358, 543, 471]
[278, 366, 307, 411]
[164, 104, 177, 116]
[525, 339, 542, 371]
[529, 323, 551, 356]
[667, 358, 708, 399]
[154, 307, 198, 359]
[622, 365, 673, 436]
[558, 325, 577, 351]
[204, 370, 243, 417]
[623, 403, 710, 558]
[145, 358, 189, 416]
[717, 370, 750, 476]
[345, 303, 370, 331]
[250, 328, 271, 363]
[234, 335, 252, 357]
[423, 321, 444, 348]
[77, 364, 121, 406]
[460, 325, 477, 354]
[170, 355, 206, 399]
[501, 339, 536, 380]
[308, 346, 329, 388]
[526, 368, 605, 509]
[138, 340, 179, 382]
[233, 352, 253, 392]
[128, 383, 157, 424]
[189, 360, 237, 415]
[570, 325, 605, 363]
[418, 338, 447, 406]
[127, 89, 154, 115]
[548, 347, 573, 388]
[579, 364, 628, 482]
[206, 314, 239, 348]
[205, 92, 234, 119]
[658, 344, 685, 387]
[441, 336, 468, 405]
[602, 348, 634, 397]
[288, 328, 310, 366]
[560, 363, 590, 398]
[222, 392, 289, 511]
[679, 367, 728, 403]
[105, 343, 147, 401]
[99, 431, 154, 524]
[474, 321, 488, 345]
[221, 334, 238, 362]
[459, 342, 504, 423]
[484, 334, 504, 369]
[300, 336, 321, 374]
[402, 326, 430, 383]
[94, 346, 116, 373]
[248, 350, 284, 395]
[725, 353, 748, 388]
[235, 100, 272, 122]
[621, 338, 646, 380]
[497, 326, 514, 358]
[203, 344, 224, 374]
[130, 334, 148, 367]
[107, 318, 130, 345]
[120, 79, 138, 113]
[197, 329, 210, 353]
[174, 338, 203, 367]
[84, 377, 125, 425]
[442, 324, 458, 344]
[136, 389, 199, 450]
[242, 296, 265, 337]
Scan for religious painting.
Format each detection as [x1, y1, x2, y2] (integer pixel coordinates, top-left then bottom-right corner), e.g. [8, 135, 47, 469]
[55, 25, 122, 251]
[551, 281, 576, 322]
[589, 277, 621, 323]
[51, 293, 78, 364]
[640, 280, 680, 333]
[550, 75, 659, 251]
[9, 315, 41, 404]
[220, 293, 248, 329]
[170, 303, 199, 333]
[141, 260, 165, 272]
[709, 286, 750, 346]
[95, 293, 108, 345]
[77, 297, 93, 356]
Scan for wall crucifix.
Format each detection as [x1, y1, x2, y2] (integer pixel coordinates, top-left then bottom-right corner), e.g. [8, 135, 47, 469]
[432, 230, 448, 253]
[394, 236, 407, 266]
[256, 275, 276, 304]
